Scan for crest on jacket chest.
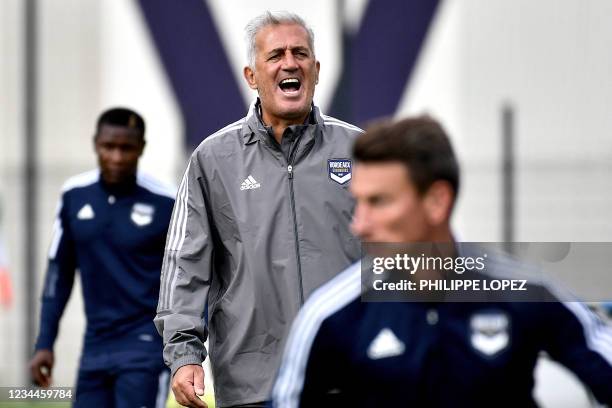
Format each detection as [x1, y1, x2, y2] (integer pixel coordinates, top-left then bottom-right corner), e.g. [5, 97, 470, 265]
[328, 158, 352, 185]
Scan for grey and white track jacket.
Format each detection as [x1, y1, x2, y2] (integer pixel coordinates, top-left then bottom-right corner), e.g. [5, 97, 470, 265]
[156, 101, 362, 407]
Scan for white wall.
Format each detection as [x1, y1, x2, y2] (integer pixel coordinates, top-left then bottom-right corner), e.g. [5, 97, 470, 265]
[399, 0, 612, 242]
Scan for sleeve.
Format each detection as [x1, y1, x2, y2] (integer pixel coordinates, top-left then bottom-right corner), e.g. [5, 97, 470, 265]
[155, 153, 213, 376]
[542, 300, 612, 404]
[34, 193, 76, 351]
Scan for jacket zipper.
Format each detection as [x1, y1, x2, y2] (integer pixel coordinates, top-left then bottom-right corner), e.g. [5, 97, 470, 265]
[287, 141, 305, 305]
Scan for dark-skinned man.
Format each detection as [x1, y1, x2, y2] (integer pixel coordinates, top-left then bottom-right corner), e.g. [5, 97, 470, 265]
[30, 108, 175, 408]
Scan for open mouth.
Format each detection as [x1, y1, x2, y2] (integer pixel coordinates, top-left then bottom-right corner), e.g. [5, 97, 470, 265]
[278, 78, 301, 94]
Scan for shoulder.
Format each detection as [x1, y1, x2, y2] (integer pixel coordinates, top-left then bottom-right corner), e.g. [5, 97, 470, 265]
[136, 172, 176, 201]
[320, 114, 364, 137]
[60, 169, 99, 195]
[474, 246, 607, 331]
[192, 117, 247, 155]
[458, 243, 552, 289]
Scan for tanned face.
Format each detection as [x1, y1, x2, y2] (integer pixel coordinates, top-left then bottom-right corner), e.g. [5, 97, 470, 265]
[243, 23, 320, 126]
[350, 162, 435, 243]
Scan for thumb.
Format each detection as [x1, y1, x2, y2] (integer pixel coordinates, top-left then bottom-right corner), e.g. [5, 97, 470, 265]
[193, 366, 205, 396]
[42, 355, 54, 377]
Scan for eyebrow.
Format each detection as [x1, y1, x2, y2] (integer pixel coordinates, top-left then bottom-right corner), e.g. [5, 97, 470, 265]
[266, 46, 311, 57]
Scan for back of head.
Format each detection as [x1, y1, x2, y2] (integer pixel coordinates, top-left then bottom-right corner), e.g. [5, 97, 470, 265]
[353, 116, 460, 197]
[95, 107, 145, 140]
[244, 10, 315, 67]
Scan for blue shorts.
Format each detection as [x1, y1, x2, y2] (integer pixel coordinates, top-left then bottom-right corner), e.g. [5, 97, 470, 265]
[74, 350, 169, 408]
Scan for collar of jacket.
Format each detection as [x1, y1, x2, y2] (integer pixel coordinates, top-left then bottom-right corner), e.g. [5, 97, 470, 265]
[241, 98, 324, 146]
[98, 172, 138, 196]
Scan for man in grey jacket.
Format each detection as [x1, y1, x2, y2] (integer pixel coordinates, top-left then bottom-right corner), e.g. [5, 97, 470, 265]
[156, 11, 362, 408]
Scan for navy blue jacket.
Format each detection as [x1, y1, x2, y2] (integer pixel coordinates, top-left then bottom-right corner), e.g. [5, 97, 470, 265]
[272, 261, 612, 407]
[35, 170, 174, 353]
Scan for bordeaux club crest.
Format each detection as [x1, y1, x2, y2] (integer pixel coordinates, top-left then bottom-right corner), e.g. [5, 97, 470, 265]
[470, 311, 510, 357]
[131, 203, 155, 227]
[328, 158, 352, 185]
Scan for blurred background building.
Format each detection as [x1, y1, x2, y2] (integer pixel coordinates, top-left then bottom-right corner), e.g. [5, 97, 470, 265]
[1, 0, 611, 406]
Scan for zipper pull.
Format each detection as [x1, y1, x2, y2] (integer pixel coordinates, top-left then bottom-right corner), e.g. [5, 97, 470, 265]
[287, 165, 293, 179]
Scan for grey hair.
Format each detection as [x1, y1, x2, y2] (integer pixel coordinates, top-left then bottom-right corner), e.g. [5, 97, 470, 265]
[245, 11, 315, 68]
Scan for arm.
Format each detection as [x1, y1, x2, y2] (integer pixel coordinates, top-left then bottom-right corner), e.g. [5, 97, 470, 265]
[543, 300, 612, 404]
[155, 154, 213, 406]
[31, 194, 76, 386]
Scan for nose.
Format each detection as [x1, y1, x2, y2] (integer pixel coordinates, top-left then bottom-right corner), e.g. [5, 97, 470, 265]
[108, 147, 126, 164]
[350, 203, 371, 238]
[282, 51, 298, 71]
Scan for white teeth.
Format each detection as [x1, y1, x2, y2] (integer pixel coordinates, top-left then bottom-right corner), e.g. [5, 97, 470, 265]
[280, 78, 299, 85]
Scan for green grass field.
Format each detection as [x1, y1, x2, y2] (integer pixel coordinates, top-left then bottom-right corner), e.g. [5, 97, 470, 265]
[167, 393, 215, 408]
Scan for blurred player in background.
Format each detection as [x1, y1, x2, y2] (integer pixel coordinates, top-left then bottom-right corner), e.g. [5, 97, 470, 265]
[156, 11, 361, 408]
[271, 116, 612, 407]
[30, 108, 175, 408]
[0, 201, 13, 309]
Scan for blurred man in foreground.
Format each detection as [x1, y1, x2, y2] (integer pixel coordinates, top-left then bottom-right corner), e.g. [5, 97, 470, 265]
[30, 108, 174, 407]
[271, 116, 612, 407]
[156, 10, 361, 408]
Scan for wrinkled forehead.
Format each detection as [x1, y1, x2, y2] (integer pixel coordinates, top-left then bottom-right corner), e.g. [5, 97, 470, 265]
[255, 23, 312, 54]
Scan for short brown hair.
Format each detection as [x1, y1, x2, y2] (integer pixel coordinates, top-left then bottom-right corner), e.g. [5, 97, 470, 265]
[353, 116, 459, 196]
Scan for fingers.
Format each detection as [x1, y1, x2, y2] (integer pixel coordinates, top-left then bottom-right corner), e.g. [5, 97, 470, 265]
[174, 382, 207, 407]
[40, 362, 53, 387]
[29, 351, 53, 388]
[172, 365, 207, 408]
[193, 365, 205, 396]
[30, 361, 48, 387]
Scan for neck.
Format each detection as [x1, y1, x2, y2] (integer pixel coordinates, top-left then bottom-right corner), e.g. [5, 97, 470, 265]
[428, 226, 454, 244]
[261, 110, 309, 144]
[100, 173, 137, 193]
[412, 226, 457, 284]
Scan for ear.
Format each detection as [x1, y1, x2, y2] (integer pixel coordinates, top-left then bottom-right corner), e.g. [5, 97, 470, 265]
[243, 66, 258, 90]
[423, 181, 454, 226]
[138, 140, 146, 157]
[315, 60, 320, 84]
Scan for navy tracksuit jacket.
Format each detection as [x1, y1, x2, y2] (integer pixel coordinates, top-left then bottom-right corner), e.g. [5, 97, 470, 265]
[36, 170, 174, 356]
[272, 260, 612, 407]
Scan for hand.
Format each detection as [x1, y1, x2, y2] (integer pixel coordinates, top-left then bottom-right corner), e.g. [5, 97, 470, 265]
[172, 364, 207, 408]
[29, 349, 54, 387]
